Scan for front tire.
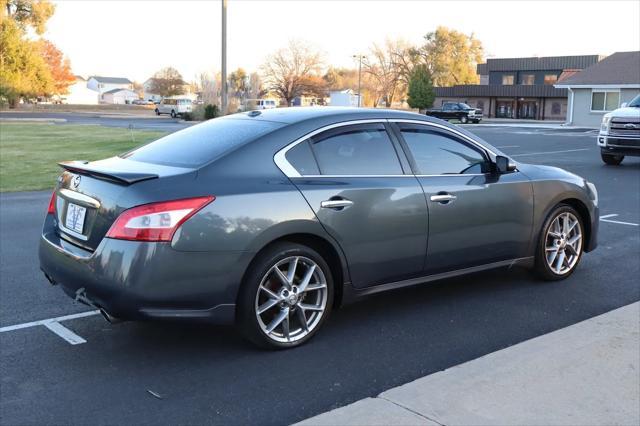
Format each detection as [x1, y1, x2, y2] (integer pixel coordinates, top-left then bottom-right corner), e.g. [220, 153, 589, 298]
[534, 204, 584, 281]
[155, 108, 160, 115]
[170, 110, 176, 118]
[237, 242, 334, 349]
[601, 153, 624, 165]
[460, 116, 469, 124]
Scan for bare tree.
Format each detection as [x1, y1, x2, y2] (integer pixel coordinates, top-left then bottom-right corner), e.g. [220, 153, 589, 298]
[363, 39, 406, 108]
[196, 71, 219, 106]
[149, 67, 185, 97]
[261, 39, 324, 106]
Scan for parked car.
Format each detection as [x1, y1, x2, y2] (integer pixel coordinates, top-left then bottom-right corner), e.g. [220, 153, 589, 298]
[155, 98, 193, 118]
[40, 108, 598, 349]
[598, 94, 640, 165]
[255, 99, 277, 109]
[425, 102, 483, 123]
[132, 99, 151, 105]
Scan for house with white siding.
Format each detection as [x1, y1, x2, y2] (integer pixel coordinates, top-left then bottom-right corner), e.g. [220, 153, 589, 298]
[63, 76, 99, 105]
[555, 51, 640, 127]
[100, 88, 139, 104]
[87, 76, 134, 95]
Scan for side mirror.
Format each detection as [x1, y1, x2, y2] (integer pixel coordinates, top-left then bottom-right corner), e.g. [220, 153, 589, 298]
[621, 102, 628, 108]
[495, 155, 517, 173]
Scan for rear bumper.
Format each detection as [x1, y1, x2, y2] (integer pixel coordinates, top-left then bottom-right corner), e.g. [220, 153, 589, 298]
[39, 216, 252, 324]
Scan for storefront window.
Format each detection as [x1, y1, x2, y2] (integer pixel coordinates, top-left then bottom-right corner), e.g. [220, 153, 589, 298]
[551, 102, 561, 115]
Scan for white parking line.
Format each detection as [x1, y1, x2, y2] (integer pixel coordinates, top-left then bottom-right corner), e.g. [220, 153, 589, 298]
[599, 214, 639, 227]
[511, 148, 591, 157]
[0, 310, 100, 345]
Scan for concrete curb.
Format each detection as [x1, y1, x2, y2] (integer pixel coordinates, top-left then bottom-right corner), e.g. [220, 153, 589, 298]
[296, 302, 640, 426]
[0, 117, 67, 123]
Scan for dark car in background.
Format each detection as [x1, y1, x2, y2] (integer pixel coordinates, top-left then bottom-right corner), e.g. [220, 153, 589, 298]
[425, 102, 483, 123]
[39, 107, 598, 349]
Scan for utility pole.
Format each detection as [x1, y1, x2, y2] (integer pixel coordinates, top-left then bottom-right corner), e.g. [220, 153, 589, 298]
[352, 54, 366, 107]
[221, 0, 228, 115]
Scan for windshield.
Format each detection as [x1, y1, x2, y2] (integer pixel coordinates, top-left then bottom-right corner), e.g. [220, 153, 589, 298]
[460, 103, 472, 109]
[121, 118, 283, 167]
[628, 94, 640, 107]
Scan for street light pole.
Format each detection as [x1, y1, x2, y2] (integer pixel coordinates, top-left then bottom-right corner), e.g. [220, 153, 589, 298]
[221, 0, 228, 115]
[353, 54, 366, 107]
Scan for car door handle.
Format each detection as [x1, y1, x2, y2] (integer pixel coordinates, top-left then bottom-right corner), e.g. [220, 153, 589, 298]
[430, 194, 457, 204]
[320, 199, 354, 209]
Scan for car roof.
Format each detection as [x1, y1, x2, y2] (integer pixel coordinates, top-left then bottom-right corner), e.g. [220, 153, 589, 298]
[225, 106, 442, 125]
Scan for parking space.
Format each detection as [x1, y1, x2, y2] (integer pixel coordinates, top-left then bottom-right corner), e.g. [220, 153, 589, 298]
[1, 126, 638, 425]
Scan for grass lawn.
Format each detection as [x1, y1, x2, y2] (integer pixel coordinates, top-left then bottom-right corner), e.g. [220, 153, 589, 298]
[0, 123, 166, 192]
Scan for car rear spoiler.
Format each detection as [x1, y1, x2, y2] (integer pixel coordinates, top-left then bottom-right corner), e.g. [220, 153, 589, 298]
[58, 161, 159, 185]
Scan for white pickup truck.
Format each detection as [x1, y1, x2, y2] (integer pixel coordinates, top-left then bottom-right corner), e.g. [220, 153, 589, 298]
[598, 94, 640, 165]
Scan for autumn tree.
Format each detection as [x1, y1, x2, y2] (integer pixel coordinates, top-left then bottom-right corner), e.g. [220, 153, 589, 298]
[149, 67, 185, 97]
[0, 1, 56, 104]
[407, 64, 434, 111]
[363, 39, 408, 107]
[261, 40, 324, 106]
[37, 39, 75, 95]
[415, 26, 483, 87]
[323, 67, 358, 91]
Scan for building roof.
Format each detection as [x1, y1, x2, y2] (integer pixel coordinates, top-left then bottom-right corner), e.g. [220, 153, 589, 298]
[102, 88, 136, 95]
[434, 84, 567, 98]
[554, 51, 640, 87]
[477, 55, 603, 74]
[89, 76, 133, 84]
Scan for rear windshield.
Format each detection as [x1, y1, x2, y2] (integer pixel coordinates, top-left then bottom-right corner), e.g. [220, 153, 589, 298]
[121, 118, 282, 167]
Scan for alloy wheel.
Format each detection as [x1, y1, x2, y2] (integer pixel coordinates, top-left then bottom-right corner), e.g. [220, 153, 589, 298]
[544, 212, 582, 275]
[254, 256, 328, 343]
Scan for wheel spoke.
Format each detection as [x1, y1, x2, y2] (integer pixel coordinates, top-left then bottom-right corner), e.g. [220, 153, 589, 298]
[548, 232, 562, 239]
[548, 248, 559, 265]
[545, 245, 558, 252]
[566, 244, 578, 257]
[272, 266, 291, 289]
[562, 213, 570, 234]
[297, 264, 316, 293]
[555, 250, 566, 273]
[298, 303, 323, 312]
[303, 282, 327, 292]
[296, 307, 309, 332]
[286, 257, 299, 284]
[282, 311, 290, 340]
[568, 234, 582, 245]
[567, 218, 578, 234]
[260, 285, 279, 300]
[266, 307, 289, 334]
[257, 298, 279, 314]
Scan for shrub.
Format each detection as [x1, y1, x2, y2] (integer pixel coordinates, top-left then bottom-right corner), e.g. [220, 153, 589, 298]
[204, 104, 219, 120]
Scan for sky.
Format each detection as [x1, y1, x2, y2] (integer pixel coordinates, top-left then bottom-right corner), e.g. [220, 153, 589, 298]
[44, 0, 640, 83]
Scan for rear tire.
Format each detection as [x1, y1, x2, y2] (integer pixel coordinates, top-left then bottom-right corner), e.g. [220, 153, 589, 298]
[155, 109, 160, 115]
[460, 116, 469, 124]
[170, 110, 176, 118]
[237, 242, 334, 349]
[601, 153, 624, 165]
[534, 204, 585, 281]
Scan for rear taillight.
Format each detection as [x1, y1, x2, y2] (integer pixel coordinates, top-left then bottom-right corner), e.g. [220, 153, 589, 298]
[47, 191, 57, 215]
[106, 196, 215, 242]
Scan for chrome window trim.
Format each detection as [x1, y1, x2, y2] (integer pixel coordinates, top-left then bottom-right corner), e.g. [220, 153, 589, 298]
[273, 118, 498, 178]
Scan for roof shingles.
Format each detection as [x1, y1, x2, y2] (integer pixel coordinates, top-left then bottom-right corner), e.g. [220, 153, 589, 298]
[556, 51, 640, 86]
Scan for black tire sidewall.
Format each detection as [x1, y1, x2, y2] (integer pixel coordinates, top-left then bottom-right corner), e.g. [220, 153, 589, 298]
[601, 153, 624, 165]
[535, 204, 585, 281]
[237, 242, 334, 349]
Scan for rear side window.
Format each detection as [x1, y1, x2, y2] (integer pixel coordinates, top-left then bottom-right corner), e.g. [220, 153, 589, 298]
[399, 126, 488, 175]
[122, 118, 282, 167]
[310, 124, 402, 175]
[286, 140, 320, 175]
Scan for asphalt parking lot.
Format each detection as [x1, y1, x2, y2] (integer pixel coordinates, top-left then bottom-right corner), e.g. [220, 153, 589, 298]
[1, 125, 638, 425]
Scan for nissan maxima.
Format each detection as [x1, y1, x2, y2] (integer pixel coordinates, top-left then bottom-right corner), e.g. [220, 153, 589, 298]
[39, 108, 599, 348]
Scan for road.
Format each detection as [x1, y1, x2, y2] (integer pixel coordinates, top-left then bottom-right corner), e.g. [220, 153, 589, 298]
[1, 125, 639, 425]
[0, 111, 192, 132]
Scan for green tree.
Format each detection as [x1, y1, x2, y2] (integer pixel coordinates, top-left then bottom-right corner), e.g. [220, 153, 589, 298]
[407, 64, 434, 110]
[149, 67, 185, 97]
[0, 18, 53, 104]
[2, 0, 55, 35]
[415, 26, 483, 87]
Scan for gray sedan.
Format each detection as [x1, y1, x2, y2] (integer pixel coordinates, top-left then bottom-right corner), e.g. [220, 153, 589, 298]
[39, 108, 599, 348]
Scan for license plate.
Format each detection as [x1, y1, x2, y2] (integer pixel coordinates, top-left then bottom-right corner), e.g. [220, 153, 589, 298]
[65, 203, 87, 234]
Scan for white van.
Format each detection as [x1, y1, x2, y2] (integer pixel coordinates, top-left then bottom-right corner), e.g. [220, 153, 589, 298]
[155, 98, 193, 117]
[253, 99, 277, 110]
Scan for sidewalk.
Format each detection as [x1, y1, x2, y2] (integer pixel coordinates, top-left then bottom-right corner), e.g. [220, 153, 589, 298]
[477, 118, 596, 130]
[296, 302, 640, 426]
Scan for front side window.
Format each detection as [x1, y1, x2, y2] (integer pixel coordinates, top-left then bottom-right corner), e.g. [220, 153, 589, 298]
[309, 124, 402, 175]
[591, 91, 620, 111]
[399, 126, 489, 175]
[502, 75, 515, 85]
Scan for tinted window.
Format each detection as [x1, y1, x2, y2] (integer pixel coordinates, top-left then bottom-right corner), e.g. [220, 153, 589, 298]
[310, 125, 402, 175]
[400, 127, 488, 175]
[122, 118, 282, 167]
[286, 140, 319, 175]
